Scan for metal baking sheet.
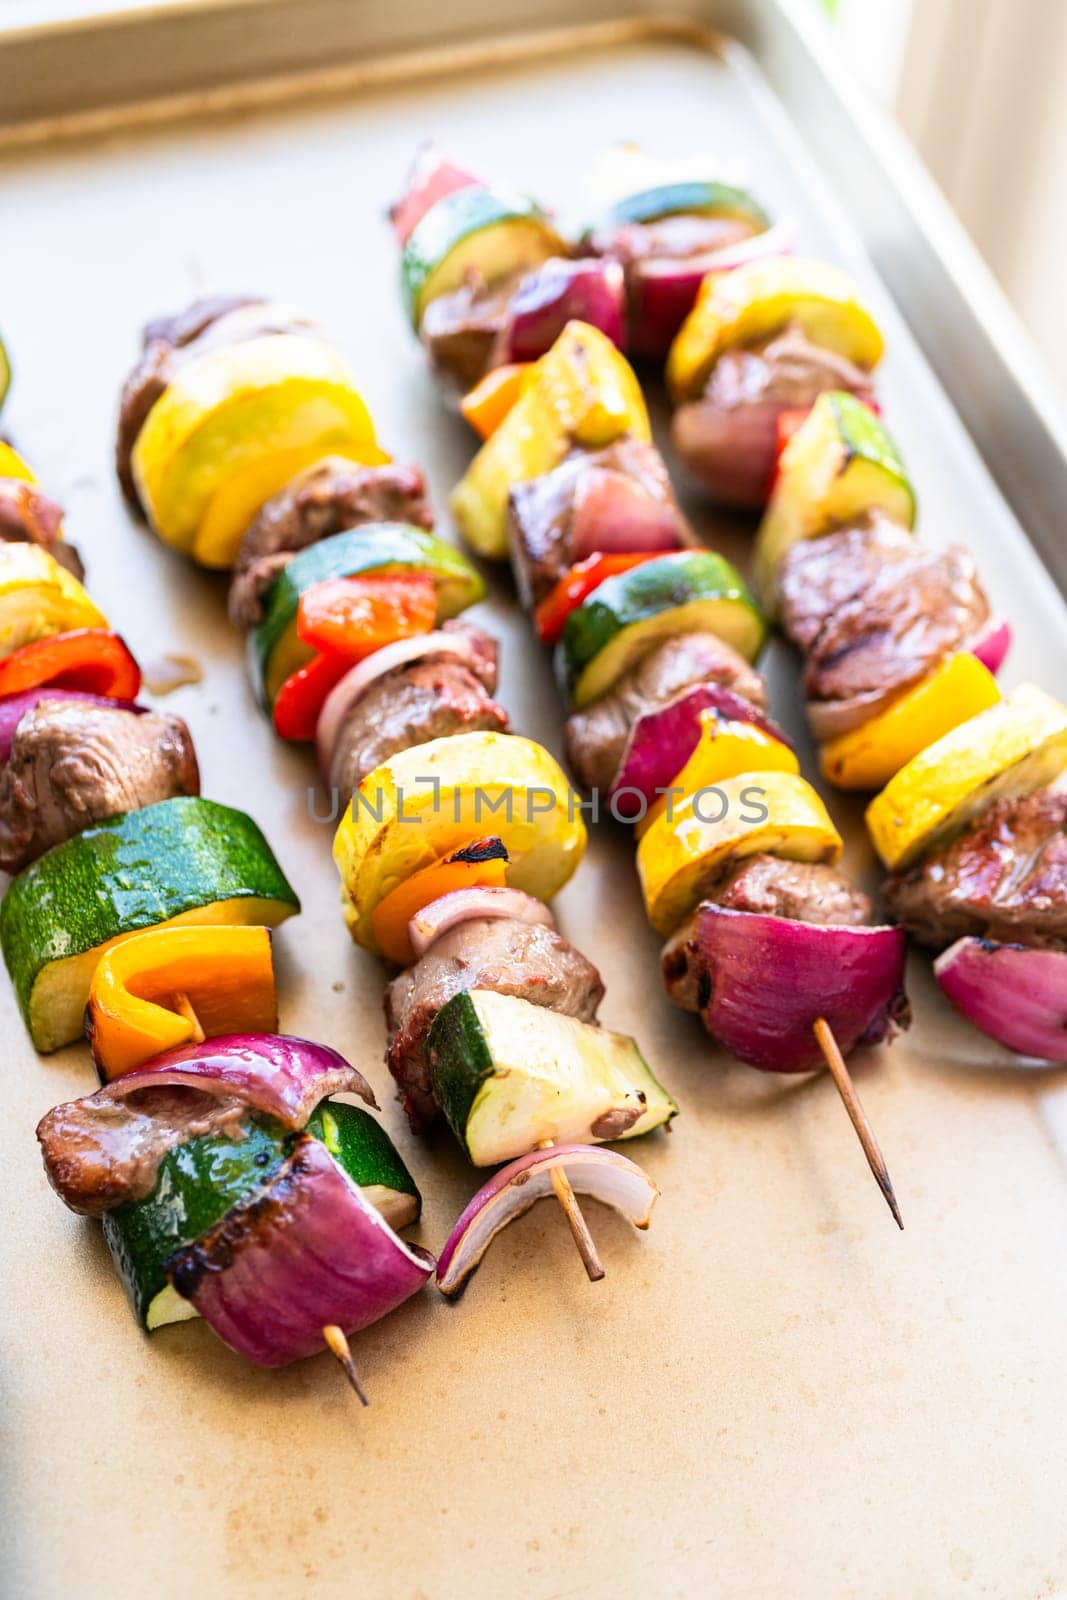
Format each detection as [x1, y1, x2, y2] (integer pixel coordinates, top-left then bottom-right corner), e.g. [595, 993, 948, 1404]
[1, 7, 1066, 1598]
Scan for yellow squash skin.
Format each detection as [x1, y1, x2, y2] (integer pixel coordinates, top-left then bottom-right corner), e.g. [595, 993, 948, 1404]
[0, 443, 35, 482]
[450, 320, 650, 560]
[0, 543, 106, 659]
[333, 731, 587, 952]
[866, 683, 1067, 870]
[131, 333, 386, 569]
[667, 256, 885, 403]
[636, 713, 799, 839]
[636, 770, 842, 936]
[820, 653, 1002, 792]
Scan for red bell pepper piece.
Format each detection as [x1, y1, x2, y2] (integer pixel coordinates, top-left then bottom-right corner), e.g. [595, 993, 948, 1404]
[535, 553, 665, 645]
[0, 629, 141, 699]
[272, 652, 352, 743]
[296, 573, 438, 659]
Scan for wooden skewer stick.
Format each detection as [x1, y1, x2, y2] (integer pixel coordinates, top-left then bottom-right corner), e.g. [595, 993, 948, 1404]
[173, 991, 205, 1044]
[322, 1324, 370, 1406]
[812, 1016, 903, 1230]
[537, 1139, 605, 1282]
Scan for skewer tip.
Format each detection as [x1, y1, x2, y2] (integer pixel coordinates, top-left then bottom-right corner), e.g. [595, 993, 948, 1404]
[812, 1017, 904, 1231]
[322, 1324, 370, 1406]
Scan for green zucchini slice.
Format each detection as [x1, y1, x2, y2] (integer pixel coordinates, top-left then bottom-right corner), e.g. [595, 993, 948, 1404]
[103, 1102, 420, 1331]
[556, 549, 765, 709]
[427, 988, 677, 1166]
[0, 797, 300, 1052]
[401, 186, 564, 328]
[249, 523, 486, 707]
[591, 180, 770, 233]
[755, 391, 916, 614]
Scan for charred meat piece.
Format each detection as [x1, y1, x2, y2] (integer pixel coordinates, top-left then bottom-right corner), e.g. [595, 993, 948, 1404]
[37, 1086, 250, 1217]
[671, 322, 876, 507]
[228, 458, 435, 627]
[419, 271, 521, 391]
[0, 699, 200, 874]
[803, 543, 989, 742]
[116, 295, 315, 511]
[779, 513, 915, 653]
[661, 853, 873, 1013]
[507, 437, 694, 609]
[385, 918, 605, 1128]
[885, 786, 1067, 951]
[0, 478, 84, 580]
[328, 636, 508, 796]
[564, 631, 766, 795]
[585, 211, 759, 271]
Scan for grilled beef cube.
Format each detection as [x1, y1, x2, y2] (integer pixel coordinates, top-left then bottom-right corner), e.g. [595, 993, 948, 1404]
[419, 271, 521, 391]
[384, 917, 605, 1129]
[661, 854, 873, 1013]
[507, 438, 693, 609]
[116, 296, 313, 511]
[585, 211, 758, 273]
[885, 786, 1067, 951]
[563, 631, 766, 795]
[228, 458, 435, 628]
[803, 543, 989, 741]
[0, 699, 200, 874]
[327, 631, 507, 796]
[671, 322, 876, 507]
[779, 514, 915, 653]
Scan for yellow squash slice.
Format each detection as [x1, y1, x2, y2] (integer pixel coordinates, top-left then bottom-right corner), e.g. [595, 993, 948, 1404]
[636, 712, 799, 839]
[866, 683, 1067, 870]
[333, 731, 587, 952]
[0, 543, 106, 660]
[131, 332, 386, 569]
[450, 320, 650, 560]
[636, 770, 842, 936]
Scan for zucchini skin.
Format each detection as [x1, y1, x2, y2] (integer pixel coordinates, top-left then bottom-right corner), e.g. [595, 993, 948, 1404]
[104, 1102, 421, 1329]
[0, 797, 300, 1033]
[425, 990, 495, 1156]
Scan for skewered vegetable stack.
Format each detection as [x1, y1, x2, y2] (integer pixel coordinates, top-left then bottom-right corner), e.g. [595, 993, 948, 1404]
[445, 318, 909, 1083]
[117, 295, 677, 1294]
[0, 437, 438, 1372]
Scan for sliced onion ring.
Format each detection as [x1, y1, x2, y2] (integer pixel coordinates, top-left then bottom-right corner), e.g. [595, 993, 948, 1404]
[609, 683, 793, 818]
[102, 1034, 375, 1129]
[436, 1144, 660, 1297]
[168, 1136, 434, 1366]
[408, 886, 555, 958]
[315, 629, 483, 780]
[934, 937, 1067, 1061]
[665, 905, 908, 1072]
[970, 617, 1012, 677]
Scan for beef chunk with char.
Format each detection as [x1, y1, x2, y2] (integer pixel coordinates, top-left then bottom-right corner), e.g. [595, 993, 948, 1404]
[385, 917, 605, 1129]
[564, 631, 766, 795]
[0, 698, 200, 873]
[885, 786, 1067, 951]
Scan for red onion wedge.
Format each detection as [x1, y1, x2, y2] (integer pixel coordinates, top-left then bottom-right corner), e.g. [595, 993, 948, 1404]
[627, 218, 794, 359]
[934, 937, 1067, 1061]
[664, 905, 908, 1072]
[0, 689, 142, 764]
[569, 464, 687, 561]
[408, 886, 555, 958]
[970, 617, 1012, 677]
[168, 1136, 434, 1366]
[315, 629, 484, 780]
[609, 684, 793, 820]
[103, 1034, 375, 1129]
[502, 258, 625, 363]
[436, 1143, 660, 1297]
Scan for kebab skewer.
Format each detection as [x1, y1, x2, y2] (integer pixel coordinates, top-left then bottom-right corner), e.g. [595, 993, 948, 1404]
[435, 309, 909, 1220]
[0, 438, 440, 1386]
[115, 294, 677, 1293]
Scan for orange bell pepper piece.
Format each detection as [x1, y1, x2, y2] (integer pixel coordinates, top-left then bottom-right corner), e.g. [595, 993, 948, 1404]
[370, 837, 509, 965]
[459, 364, 532, 440]
[85, 925, 278, 1081]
